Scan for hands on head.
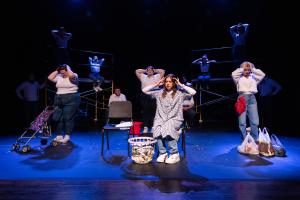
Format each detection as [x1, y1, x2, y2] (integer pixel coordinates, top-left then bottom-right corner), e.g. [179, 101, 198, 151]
[156, 76, 183, 87]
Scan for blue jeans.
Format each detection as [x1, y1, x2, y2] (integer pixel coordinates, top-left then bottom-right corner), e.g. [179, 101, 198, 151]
[157, 136, 179, 155]
[238, 94, 259, 140]
[52, 93, 80, 135]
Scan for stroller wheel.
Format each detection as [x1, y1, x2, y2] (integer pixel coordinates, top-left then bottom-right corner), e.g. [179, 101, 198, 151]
[12, 143, 20, 151]
[40, 138, 48, 145]
[22, 145, 31, 153]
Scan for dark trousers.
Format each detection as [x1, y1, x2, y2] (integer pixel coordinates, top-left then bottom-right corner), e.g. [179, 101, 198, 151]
[232, 45, 246, 67]
[140, 93, 156, 128]
[258, 96, 272, 129]
[183, 108, 196, 127]
[89, 72, 104, 83]
[52, 93, 80, 135]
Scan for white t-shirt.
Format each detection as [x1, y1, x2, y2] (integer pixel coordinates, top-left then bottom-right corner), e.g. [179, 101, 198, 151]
[108, 94, 127, 105]
[183, 96, 194, 107]
[54, 74, 78, 94]
[140, 74, 161, 89]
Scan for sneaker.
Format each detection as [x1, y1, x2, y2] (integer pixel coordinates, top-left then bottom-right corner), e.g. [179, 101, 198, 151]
[165, 153, 180, 164]
[54, 135, 63, 142]
[143, 127, 148, 133]
[156, 153, 168, 163]
[61, 135, 70, 144]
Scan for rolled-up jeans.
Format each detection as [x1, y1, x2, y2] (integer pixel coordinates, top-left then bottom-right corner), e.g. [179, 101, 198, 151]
[52, 93, 80, 135]
[157, 136, 179, 155]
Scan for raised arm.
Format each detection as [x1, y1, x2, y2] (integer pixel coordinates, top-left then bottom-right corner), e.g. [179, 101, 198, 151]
[175, 78, 196, 96]
[192, 58, 202, 64]
[51, 29, 59, 39]
[48, 70, 59, 82]
[65, 32, 72, 40]
[66, 65, 78, 85]
[231, 68, 244, 84]
[230, 25, 237, 37]
[154, 68, 165, 78]
[251, 67, 265, 84]
[244, 24, 250, 32]
[142, 77, 164, 94]
[135, 69, 146, 80]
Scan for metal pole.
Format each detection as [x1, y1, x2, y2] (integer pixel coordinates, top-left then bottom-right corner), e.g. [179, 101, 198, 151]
[94, 91, 98, 121]
[199, 82, 203, 123]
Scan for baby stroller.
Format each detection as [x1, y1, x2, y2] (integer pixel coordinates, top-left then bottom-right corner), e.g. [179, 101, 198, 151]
[12, 106, 56, 153]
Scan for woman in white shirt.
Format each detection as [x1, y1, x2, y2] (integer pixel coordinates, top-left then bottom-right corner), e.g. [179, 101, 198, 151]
[135, 66, 165, 133]
[48, 64, 80, 144]
[232, 61, 265, 141]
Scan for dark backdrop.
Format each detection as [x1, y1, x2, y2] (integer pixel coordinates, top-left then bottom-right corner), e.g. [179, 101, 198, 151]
[2, 0, 298, 134]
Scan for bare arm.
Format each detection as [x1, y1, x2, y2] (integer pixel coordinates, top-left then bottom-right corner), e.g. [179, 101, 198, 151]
[230, 25, 236, 37]
[154, 69, 165, 78]
[66, 65, 76, 78]
[66, 65, 78, 84]
[135, 69, 146, 80]
[192, 58, 202, 64]
[51, 30, 58, 38]
[208, 60, 216, 63]
[244, 24, 250, 32]
[142, 77, 164, 94]
[66, 32, 72, 40]
[48, 70, 59, 82]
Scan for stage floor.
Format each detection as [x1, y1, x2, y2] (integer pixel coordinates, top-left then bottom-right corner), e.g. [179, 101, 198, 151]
[1, 126, 300, 199]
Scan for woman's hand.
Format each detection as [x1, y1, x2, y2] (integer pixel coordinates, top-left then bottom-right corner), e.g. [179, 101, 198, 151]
[156, 77, 165, 87]
[175, 77, 183, 87]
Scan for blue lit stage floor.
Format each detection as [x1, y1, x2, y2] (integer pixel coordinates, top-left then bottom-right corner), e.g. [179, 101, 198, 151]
[1, 127, 300, 181]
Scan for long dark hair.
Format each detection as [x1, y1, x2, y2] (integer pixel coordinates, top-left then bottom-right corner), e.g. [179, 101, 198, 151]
[162, 74, 177, 98]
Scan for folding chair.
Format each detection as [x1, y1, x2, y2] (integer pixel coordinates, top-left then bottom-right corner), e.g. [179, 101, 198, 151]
[180, 121, 187, 159]
[101, 101, 133, 157]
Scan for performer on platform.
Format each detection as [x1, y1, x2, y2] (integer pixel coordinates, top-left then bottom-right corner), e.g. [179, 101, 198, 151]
[192, 54, 216, 89]
[88, 55, 105, 92]
[230, 23, 250, 67]
[51, 27, 72, 65]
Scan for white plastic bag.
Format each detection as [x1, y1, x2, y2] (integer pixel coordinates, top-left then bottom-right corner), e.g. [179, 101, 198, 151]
[258, 128, 275, 157]
[237, 128, 259, 155]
